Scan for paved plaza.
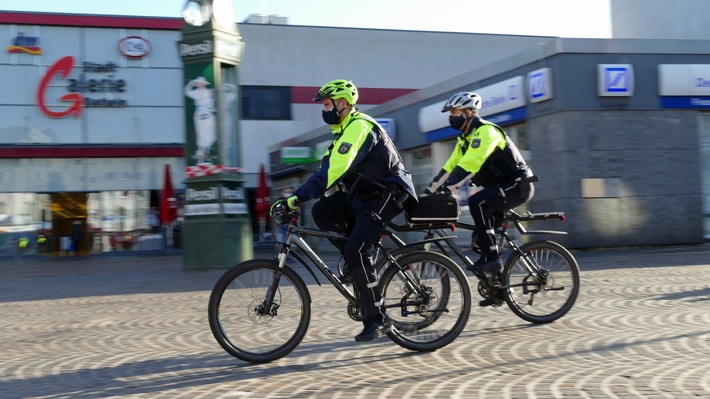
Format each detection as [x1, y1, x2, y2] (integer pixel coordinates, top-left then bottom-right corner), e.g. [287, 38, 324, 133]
[1, 245, 709, 398]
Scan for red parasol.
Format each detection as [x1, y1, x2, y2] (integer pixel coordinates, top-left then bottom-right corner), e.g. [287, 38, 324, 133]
[160, 164, 178, 225]
[254, 164, 271, 221]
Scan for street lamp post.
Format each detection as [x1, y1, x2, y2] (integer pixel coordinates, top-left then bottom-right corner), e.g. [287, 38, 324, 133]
[178, 0, 251, 270]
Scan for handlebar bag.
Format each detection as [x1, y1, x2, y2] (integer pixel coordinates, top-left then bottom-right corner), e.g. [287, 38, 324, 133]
[405, 194, 460, 223]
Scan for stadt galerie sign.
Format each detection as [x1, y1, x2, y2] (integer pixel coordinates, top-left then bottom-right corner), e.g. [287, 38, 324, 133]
[37, 56, 128, 118]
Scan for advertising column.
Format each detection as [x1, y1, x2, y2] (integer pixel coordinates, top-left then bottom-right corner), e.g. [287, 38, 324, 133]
[178, 0, 250, 269]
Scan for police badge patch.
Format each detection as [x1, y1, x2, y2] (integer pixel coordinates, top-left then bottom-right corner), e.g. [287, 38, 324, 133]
[338, 142, 352, 154]
[471, 139, 481, 149]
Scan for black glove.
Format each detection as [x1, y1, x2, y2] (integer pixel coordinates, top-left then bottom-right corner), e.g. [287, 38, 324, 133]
[270, 199, 288, 215]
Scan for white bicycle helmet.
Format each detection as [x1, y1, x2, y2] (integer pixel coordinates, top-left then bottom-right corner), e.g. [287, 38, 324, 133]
[441, 91, 482, 112]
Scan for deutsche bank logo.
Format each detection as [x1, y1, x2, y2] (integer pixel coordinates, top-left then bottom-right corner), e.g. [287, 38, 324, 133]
[526, 68, 553, 103]
[598, 64, 634, 97]
[529, 72, 546, 98]
[605, 68, 629, 92]
[507, 85, 519, 100]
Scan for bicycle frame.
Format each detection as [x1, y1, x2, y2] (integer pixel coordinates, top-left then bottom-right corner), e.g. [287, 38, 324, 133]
[385, 210, 568, 293]
[265, 210, 433, 313]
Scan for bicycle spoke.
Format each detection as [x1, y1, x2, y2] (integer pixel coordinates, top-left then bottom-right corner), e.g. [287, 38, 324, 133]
[380, 251, 470, 352]
[504, 241, 580, 323]
[208, 261, 311, 363]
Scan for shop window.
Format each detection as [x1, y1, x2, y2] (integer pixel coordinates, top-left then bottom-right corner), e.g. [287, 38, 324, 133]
[241, 86, 292, 120]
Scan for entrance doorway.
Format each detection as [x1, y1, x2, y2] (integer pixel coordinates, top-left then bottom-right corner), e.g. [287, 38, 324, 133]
[51, 192, 88, 256]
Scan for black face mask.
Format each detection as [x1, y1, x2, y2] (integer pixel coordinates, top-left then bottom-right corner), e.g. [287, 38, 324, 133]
[322, 100, 344, 125]
[322, 108, 340, 125]
[449, 115, 466, 130]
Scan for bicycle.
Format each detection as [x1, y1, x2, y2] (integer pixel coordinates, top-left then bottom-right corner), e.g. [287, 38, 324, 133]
[207, 206, 472, 363]
[383, 208, 580, 324]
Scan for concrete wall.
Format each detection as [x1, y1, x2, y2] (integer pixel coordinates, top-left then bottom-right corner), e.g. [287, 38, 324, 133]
[528, 110, 703, 248]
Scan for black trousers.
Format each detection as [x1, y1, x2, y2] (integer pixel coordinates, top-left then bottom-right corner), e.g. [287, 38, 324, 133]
[468, 180, 534, 255]
[311, 190, 403, 325]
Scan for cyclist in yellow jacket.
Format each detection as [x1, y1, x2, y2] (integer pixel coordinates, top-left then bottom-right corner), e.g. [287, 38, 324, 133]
[273, 79, 416, 342]
[423, 91, 535, 306]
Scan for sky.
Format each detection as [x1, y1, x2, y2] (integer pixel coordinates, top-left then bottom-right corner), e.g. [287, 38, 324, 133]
[1, 0, 612, 38]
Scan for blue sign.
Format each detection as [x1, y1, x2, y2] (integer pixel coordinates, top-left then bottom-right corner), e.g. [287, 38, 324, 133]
[598, 64, 634, 97]
[660, 96, 710, 108]
[605, 67, 630, 92]
[424, 107, 527, 142]
[529, 72, 546, 99]
[527, 68, 553, 103]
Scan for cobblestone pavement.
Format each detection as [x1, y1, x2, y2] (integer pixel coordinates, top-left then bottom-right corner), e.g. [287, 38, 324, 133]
[1, 245, 709, 399]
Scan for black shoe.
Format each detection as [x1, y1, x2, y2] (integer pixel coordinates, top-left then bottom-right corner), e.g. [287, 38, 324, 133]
[479, 297, 505, 307]
[466, 254, 502, 273]
[479, 287, 506, 307]
[355, 320, 392, 342]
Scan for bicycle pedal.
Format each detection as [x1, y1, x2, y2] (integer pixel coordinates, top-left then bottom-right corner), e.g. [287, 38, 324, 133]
[347, 303, 363, 322]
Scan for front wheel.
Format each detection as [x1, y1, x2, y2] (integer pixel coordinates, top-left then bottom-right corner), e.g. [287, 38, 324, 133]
[502, 240, 580, 324]
[379, 251, 471, 352]
[208, 259, 312, 363]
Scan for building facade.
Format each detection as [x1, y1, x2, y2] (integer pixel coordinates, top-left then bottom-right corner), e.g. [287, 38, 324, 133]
[0, 11, 554, 257]
[5, 6, 710, 257]
[270, 38, 710, 249]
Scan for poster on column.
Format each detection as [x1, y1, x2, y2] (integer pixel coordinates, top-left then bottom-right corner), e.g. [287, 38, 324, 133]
[183, 62, 221, 167]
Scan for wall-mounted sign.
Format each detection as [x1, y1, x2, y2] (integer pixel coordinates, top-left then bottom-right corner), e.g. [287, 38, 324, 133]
[313, 141, 331, 162]
[597, 64, 634, 97]
[7, 33, 42, 55]
[281, 147, 312, 164]
[527, 67, 553, 103]
[376, 118, 396, 140]
[418, 76, 526, 137]
[179, 40, 213, 58]
[659, 64, 710, 108]
[36, 56, 128, 118]
[659, 64, 710, 95]
[119, 36, 151, 59]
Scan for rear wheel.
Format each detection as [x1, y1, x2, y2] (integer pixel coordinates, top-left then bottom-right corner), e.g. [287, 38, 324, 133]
[379, 251, 471, 352]
[208, 260, 311, 363]
[502, 240, 580, 324]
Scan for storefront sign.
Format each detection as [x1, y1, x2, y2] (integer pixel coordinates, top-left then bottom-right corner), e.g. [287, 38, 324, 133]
[598, 64, 634, 97]
[418, 76, 526, 136]
[659, 64, 710, 108]
[7, 33, 42, 55]
[36, 56, 128, 118]
[527, 67, 553, 103]
[119, 36, 151, 59]
[281, 147, 312, 164]
[659, 64, 710, 95]
[376, 118, 396, 140]
[313, 141, 331, 162]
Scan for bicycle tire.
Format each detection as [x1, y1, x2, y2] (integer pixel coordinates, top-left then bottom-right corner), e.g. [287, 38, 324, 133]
[374, 246, 451, 329]
[502, 240, 580, 324]
[379, 251, 471, 352]
[208, 259, 312, 363]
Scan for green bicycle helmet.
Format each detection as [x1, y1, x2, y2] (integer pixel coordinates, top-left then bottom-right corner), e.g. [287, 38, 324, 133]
[313, 79, 359, 105]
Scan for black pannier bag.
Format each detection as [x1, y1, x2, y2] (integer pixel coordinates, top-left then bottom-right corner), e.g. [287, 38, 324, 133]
[405, 194, 460, 223]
